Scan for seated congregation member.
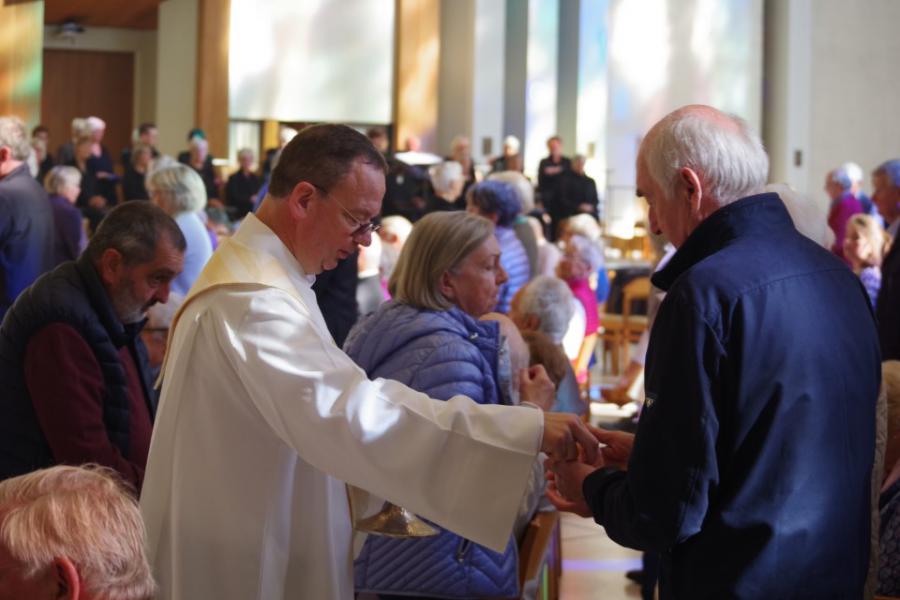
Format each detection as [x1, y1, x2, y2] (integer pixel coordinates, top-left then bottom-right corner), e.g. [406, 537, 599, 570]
[844, 213, 889, 307]
[427, 160, 466, 211]
[346, 211, 537, 599]
[0, 465, 156, 600]
[489, 169, 539, 277]
[0, 202, 185, 490]
[224, 147, 261, 219]
[825, 165, 864, 263]
[557, 233, 604, 382]
[511, 275, 585, 416]
[178, 134, 218, 201]
[378, 214, 412, 288]
[121, 142, 152, 201]
[466, 180, 530, 313]
[67, 134, 105, 233]
[84, 116, 119, 209]
[44, 166, 87, 266]
[147, 164, 213, 296]
[875, 159, 900, 361]
[0, 116, 54, 321]
[121, 122, 159, 169]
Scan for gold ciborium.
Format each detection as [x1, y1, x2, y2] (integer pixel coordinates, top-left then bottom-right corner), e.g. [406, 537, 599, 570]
[355, 501, 439, 538]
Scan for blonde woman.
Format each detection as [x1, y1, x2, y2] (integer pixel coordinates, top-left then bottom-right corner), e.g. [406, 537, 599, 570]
[844, 213, 890, 306]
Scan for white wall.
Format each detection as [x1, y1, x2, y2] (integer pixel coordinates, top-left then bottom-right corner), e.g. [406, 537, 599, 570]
[765, 0, 900, 208]
[155, 0, 198, 156]
[43, 25, 158, 127]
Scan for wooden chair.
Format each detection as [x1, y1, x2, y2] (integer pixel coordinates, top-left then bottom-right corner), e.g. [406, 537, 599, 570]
[598, 276, 651, 373]
[497, 510, 562, 600]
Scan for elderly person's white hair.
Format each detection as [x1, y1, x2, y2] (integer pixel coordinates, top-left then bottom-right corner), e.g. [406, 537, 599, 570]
[567, 233, 604, 272]
[515, 275, 575, 344]
[503, 135, 521, 155]
[488, 170, 534, 213]
[842, 162, 865, 185]
[86, 116, 106, 132]
[0, 465, 156, 600]
[380, 215, 414, 245]
[146, 164, 207, 215]
[429, 160, 464, 197]
[189, 137, 209, 155]
[765, 183, 834, 249]
[0, 116, 33, 161]
[643, 105, 769, 207]
[44, 165, 82, 195]
[563, 213, 602, 242]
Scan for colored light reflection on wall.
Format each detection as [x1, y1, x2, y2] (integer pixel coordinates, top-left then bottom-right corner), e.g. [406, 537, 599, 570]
[229, 0, 394, 124]
[0, 0, 43, 125]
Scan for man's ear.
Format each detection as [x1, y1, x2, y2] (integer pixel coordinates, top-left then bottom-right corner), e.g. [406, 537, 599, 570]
[523, 313, 540, 331]
[97, 248, 124, 287]
[0, 146, 11, 163]
[438, 270, 457, 302]
[678, 167, 703, 212]
[54, 557, 80, 599]
[285, 181, 317, 220]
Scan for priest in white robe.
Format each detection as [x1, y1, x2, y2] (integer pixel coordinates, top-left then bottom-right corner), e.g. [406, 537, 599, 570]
[140, 124, 599, 600]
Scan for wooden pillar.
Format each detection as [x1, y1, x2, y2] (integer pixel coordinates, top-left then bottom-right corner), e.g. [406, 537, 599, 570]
[394, 0, 440, 152]
[0, 0, 44, 125]
[195, 0, 230, 159]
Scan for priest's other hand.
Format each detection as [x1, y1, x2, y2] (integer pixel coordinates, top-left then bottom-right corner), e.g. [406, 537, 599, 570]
[519, 364, 555, 410]
[540, 412, 600, 464]
[588, 426, 634, 470]
[544, 459, 594, 518]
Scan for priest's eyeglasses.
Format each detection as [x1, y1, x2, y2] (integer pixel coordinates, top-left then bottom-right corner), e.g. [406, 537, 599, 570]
[311, 183, 381, 237]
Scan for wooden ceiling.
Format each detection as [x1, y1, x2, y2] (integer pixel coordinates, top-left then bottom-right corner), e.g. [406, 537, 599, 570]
[41, 0, 163, 30]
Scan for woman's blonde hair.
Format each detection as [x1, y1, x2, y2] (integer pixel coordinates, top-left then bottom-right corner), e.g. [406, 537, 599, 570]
[0, 465, 156, 600]
[847, 213, 889, 266]
[146, 163, 207, 215]
[389, 211, 494, 311]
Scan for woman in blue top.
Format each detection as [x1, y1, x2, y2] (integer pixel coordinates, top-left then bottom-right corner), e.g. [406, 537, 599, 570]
[146, 164, 213, 295]
[345, 211, 534, 599]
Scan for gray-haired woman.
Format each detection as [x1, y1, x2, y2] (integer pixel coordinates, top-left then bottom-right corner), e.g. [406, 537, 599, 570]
[44, 165, 87, 266]
[147, 164, 213, 295]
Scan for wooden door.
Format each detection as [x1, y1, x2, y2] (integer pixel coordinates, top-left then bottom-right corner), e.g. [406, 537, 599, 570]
[41, 49, 134, 170]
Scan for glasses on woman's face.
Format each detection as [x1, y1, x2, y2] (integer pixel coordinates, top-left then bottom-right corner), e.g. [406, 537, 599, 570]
[311, 183, 381, 237]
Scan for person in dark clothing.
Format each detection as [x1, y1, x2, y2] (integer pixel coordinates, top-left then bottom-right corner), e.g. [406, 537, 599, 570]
[874, 159, 900, 361]
[537, 135, 571, 239]
[178, 137, 218, 201]
[0, 201, 185, 492]
[121, 122, 160, 169]
[558, 154, 600, 221]
[312, 251, 359, 347]
[224, 148, 262, 220]
[43, 166, 87, 267]
[85, 116, 119, 207]
[121, 142, 153, 201]
[546, 105, 881, 599]
[31, 136, 54, 186]
[67, 135, 105, 234]
[0, 117, 54, 322]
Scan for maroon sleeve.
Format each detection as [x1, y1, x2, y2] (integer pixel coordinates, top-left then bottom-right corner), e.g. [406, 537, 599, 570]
[24, 323, 144, 489]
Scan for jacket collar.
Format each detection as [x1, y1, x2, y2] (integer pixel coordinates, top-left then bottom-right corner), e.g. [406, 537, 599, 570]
[652, 192, 795, 292]
[74, 256, 145, 348]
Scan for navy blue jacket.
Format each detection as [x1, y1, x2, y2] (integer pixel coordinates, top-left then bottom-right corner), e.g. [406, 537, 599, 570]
[0, 164, 54, 320]
[583, 193, 881, 599]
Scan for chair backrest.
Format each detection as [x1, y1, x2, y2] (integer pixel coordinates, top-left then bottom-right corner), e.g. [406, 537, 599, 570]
[622, 276, 651, 319]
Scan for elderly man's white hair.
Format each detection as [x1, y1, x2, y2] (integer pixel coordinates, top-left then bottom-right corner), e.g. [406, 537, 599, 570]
[842, 162, 864, 185]
[0, 116, 33, 161]
[488, 170, 535, 213]
[0, 465, 156, 600]
[503, 135, 521, 155]
[380, 215, 414, 244]
[765, 183, 834, 249]
[567, 233, 604, 272]
[429, 160, 464, 197]
[516, 275, 575, 344]
[642, 105, 769, 207]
